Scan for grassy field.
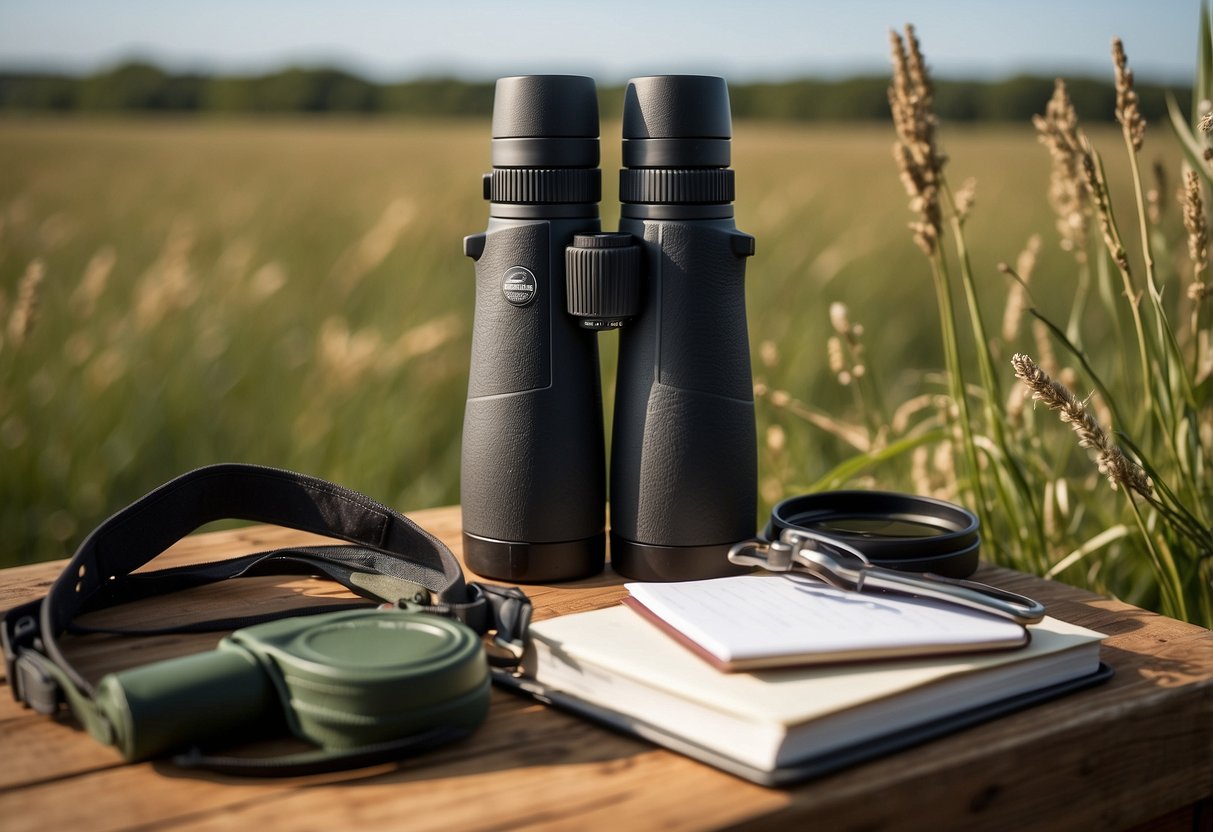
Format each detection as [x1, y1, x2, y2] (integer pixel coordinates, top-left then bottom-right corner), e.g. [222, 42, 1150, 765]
[0, 117, 1187, 593]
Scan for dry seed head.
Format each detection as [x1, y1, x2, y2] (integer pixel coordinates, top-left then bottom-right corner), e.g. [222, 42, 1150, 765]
[1112, 38, 1145, 153]
[759, 339, 779, 369]
[1182, 168, 1208, 286]
[64, 332, 92, 366]
[250, 262, 288, 301]
[889, 24, 944, 256]
[890, 393, 938, 435]
[903, 25, 933, 101]
[1081, 141, 1130, 273]
[318, 317, 384, 387]
[331, 198, 416, 290]
[382, 313, 461, 371]
[1031, 319, 1059, 377]
[1199, 111, 1212, 134]
[1033, 80, 1090, 259]
[826, 302, 866, 383]
[827, 337, 853, 385]
[71, 246, 116, 319]
[1001, 234, 1041, 343]
[135, 222, 198, 330]
[1016, 233, 1042, 279]
[766, 424, 787, 454]
[1005, 383, 1028, 427]
[7, 259, 45, 347]
[829, 301, 851, 335]
[1011, 353, 1152, 498]
[827, 335, 846, 376]
[953, 177, 977, 221]
[1146, 160, 1167, 225]
[85, 347, 126, 392]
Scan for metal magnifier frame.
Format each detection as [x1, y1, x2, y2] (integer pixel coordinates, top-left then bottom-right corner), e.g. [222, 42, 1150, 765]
[763, 491, 982, 579]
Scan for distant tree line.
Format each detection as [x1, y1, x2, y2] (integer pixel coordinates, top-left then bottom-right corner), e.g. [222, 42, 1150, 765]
[0, 62, 1191, 123]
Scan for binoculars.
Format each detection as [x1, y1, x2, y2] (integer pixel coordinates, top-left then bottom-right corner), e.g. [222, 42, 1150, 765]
[461, 75, 756, 583]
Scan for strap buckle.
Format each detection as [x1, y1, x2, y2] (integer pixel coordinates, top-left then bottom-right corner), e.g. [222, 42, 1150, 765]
[474, 583, 532, 665]
[2, 599, 63, 713]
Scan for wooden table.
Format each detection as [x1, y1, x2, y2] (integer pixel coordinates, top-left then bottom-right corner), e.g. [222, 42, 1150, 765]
[1, 505, 1211, 831]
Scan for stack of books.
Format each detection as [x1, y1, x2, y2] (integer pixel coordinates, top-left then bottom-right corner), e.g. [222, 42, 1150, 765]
[495, 574, 1108, 785]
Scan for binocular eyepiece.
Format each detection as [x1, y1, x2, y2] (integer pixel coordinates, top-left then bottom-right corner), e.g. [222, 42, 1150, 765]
[462, 74, 756, 583]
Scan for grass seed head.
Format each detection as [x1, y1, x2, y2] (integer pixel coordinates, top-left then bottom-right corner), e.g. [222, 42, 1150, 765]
[1112, 38, 1146, 153]
[7, 259, 45, 348]
[1001, 234, 1041, 343]
[71, 246, 117, 319]
[953, 177, 977, 221]
[1146, 160, 1167, 225]
[1182, 168, 1209, 291]
[1033, 80, 1090, 260]
[1080, 140, 1131, 274]
[889, 24, 943, 256]
[1011, 353, 1152, 498]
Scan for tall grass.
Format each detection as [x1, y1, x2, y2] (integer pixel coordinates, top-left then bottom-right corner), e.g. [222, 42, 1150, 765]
[776, 19, 1212, 626]
[3, 118, 1136, 568]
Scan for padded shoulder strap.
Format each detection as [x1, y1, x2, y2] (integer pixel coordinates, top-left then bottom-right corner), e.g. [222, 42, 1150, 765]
[19, 464, 474, 695]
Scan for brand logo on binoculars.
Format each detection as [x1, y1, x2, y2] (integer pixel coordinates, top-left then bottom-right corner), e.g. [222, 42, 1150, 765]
[502, 266, 537, 307]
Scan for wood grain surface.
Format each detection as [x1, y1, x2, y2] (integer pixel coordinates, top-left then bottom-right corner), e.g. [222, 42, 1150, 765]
[1, 505, 1210, 831]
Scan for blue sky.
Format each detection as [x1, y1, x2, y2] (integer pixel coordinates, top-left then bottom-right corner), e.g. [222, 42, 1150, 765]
[0, 0, 1201, 83]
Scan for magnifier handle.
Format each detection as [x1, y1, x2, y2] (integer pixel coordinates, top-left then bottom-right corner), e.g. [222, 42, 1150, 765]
[861, 566, 1046, 625]
[727, 539, 795, 571]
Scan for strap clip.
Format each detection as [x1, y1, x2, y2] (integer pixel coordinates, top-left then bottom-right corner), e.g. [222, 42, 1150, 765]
[2, 600, 55, 709]
[13, 650, 64, 715]
[474, 583, 532, 666]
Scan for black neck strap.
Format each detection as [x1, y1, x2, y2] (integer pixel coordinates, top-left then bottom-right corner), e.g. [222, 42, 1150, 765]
[4, 464, 530, 711]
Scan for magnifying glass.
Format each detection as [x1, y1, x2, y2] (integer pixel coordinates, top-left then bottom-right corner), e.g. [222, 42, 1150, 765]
[764, 491, 981, 579]
[734, 491, 1044, 624]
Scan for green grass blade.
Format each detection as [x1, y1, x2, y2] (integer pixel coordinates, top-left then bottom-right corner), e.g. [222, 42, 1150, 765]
[1166, 93, 1212, 188]
[1197, 0, 1212, 120]
[1045, 524, 1131, 578]
[808, 428, 949, 492]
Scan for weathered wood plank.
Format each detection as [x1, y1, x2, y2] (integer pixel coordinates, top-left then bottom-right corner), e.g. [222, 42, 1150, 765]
[0, 505, 1209, 831]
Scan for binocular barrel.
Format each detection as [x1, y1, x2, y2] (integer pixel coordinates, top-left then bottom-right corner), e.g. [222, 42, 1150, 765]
[609, 76, 756, 581]
[461, 75, 608, 582]
[461, 74, 756, 584]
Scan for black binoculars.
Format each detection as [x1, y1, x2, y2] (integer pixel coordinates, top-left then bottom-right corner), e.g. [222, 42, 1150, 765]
[461, 75, 756, 583]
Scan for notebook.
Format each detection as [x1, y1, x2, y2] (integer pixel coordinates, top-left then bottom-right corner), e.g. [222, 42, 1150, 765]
[494, 603, 1109, 786]
[624, 574, 1029, 670]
